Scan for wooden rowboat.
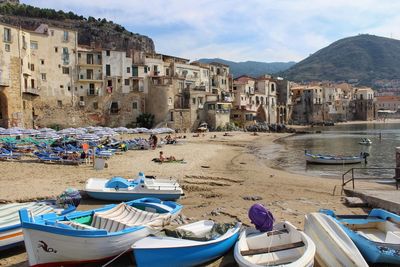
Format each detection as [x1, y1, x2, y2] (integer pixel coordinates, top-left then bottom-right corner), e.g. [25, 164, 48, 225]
[305, 151, 367, 165]
[234, 221, 315, 266]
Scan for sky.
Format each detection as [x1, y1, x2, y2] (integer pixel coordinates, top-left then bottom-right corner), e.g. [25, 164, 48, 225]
[22, 0, 400, 63]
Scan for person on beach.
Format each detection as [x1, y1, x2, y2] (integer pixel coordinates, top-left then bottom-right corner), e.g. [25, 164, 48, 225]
[159, 151, 176, 162]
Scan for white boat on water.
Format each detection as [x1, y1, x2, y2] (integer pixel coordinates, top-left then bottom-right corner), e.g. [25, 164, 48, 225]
[234, 221, 315, 267]
[305, 151, 367, 165]
[304, 212, 368, 267]
[85, 173, 184, 201]
[359, 138, 372, 145]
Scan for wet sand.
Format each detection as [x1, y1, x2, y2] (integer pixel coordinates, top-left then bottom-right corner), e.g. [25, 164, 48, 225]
[0, 131, 392, 266]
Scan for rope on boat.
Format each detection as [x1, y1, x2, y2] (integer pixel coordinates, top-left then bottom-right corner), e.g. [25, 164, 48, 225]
[101, 247, 132, 267]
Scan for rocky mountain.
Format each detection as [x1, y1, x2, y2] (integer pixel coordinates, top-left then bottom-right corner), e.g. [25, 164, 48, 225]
[198, 58, 296, 78]
[281, 34, 400, 85]
[0, 2, 155, 52]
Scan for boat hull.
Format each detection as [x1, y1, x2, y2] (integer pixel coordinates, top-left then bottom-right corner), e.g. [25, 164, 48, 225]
[304, 213, 368, 267]
[132, 223, 241, 267]
[23, 227, 152, 266]
[86, 190, 182, 201]
[0, 226, 24, 250]
[305, 154, 362, 164]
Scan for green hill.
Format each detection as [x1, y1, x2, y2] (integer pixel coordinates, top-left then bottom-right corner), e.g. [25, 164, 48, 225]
[198, 58, 295, 78]
[281, 34, 400, 84]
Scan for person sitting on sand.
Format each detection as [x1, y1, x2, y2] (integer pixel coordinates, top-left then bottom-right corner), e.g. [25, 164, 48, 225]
[159, 151, 176, 162]
[68, 152, 79, 161]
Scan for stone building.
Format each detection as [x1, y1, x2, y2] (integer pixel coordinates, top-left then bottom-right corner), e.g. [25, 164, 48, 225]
[353, 87, 376, 121]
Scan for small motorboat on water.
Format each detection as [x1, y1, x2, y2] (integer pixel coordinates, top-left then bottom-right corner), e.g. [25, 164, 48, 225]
[132, 220, 241, 267]
[234, 221, 316, 267]
[320, 208, 400, 264]
[85, 172, 184, 201]
[19, 198, 182, 267]
[359, 138, 372, 145]
[305, 150, 368, 164]
[304, 212, 368, 267]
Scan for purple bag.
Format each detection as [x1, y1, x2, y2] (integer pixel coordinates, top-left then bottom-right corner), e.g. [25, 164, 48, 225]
[248, 203, 274, 232]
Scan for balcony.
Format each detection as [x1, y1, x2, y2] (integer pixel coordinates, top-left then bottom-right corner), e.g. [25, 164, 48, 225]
[23, 87, 40, 96]
[79, 74, 103, 82]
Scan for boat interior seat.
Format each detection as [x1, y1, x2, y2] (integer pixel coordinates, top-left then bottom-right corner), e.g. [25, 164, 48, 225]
[357, 229, 386, 243]
[91, 203, 170, 232]
[385, 231, 400, 244]
[57, 220, 97, 230]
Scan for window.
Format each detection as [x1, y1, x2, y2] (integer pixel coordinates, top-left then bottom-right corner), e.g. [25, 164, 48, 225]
[30, 41, 38, 50]
[93, 102, 98, 109]
[30, 79, 35, 88]
[107, 80, 112, 87]
[55, 47, 58, 53]
[23, 101, 26, 109]
[41, 73, 46, 81]
[62, 67, 69, 74]
[132, 102, 138, 110]
[168, 97, 172, 106]
[22, 35, 26, 49]
[97, 54, 102, 60]
[78, 53, 81, 58]
[68, 86, 71, 91]
[63, 31, 69, 42]
[40, 59, 44, 65]
[106, 64, 111, 76]
[166, 68, 169, 76]
[57, 100, 62, 107]
[127, 67, 130, 73]
[30, 64, 34, 71]
[192, 98, 196, 105]
[79, 96, 84, 101]
[170, 111, 174, 121]
[110, 102, 119, 114]
[62, 47, 69, 64]
[144, 65, 148, 73]
[124, 79, 130, 86]
[3, 28, 11, 42]
[86, 69, 93, 79]
[106, 50, 110, 56]
[87, 54, 93, 64]
[5, 44, 10, 52]
[132, 66, 138, 76]
[89, 83, 95, 95]
[60, 85, 64, 88]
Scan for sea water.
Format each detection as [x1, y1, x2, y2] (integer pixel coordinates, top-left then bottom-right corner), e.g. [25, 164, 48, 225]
[260, 123, 400, 179]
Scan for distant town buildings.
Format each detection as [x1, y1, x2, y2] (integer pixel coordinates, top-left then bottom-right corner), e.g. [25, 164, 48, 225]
[0, 21, 391, 130]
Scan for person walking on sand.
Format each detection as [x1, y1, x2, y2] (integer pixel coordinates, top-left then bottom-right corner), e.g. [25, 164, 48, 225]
[152, 135, 158, 149]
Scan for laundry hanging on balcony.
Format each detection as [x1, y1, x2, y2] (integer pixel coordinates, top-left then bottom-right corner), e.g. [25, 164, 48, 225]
[106, 86, 113, 94]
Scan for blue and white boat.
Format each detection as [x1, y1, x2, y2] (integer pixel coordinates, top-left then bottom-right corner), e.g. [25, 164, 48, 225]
[85, 173, 184, 201]
[305, 151, 368, 164]
[0, 201, 75, 251]
[320, 208, 400, 264]
[132, 220, 241, 267]
[20, 198, 182, 267]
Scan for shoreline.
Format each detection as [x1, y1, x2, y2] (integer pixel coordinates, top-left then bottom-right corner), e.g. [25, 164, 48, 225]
[0, 131, 393, 266]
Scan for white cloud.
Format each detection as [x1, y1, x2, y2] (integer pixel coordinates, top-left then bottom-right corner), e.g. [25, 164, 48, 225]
[22, 0, 400, 62]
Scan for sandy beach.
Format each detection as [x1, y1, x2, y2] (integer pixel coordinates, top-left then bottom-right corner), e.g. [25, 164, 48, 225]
[0, 131, 392, 266]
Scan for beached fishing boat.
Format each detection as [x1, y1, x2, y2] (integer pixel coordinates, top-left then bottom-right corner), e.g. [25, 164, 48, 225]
[234, 221, 315, 267]
[132, 220, 241, 267]
[304, 212, 368, 267]
[20, 198, 182, 267]
[85, 173, 184, 201]
[0, 201, 76, 251]
[359, 138, 372, 145]
[320, 209, 400, 264]
[305, 151, 368, 164]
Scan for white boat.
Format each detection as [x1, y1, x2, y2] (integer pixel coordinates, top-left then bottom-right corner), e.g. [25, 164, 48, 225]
[359, 138, 372, 145]
[305, 151, 367, 164]
[304, 212, 368, 267]
[132, 220, 241, 267]
[0, 201, 75, 250]
[234, 221, 315, 267]
[85, 174, 184, 201]
[20, 198, 182, 266]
